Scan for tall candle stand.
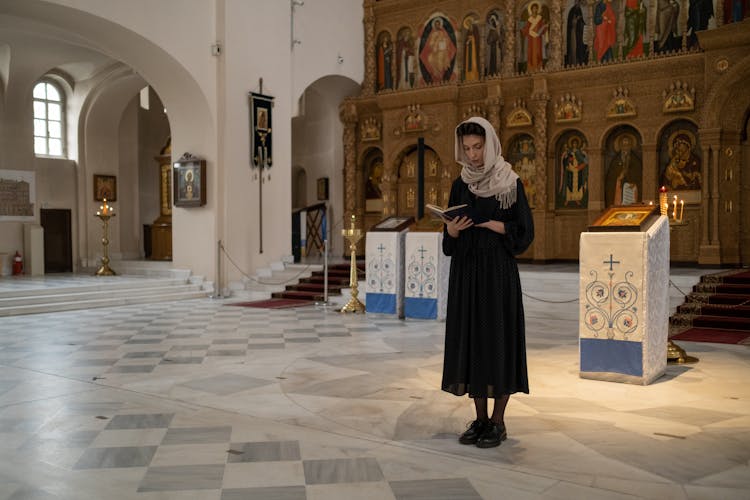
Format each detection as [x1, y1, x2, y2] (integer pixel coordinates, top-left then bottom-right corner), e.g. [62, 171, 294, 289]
[340, 214, 365, 313]
[95, 199, 117, 276]
[659, 187, 697, 364]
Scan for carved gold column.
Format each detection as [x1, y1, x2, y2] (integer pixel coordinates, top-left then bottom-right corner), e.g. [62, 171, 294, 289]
[700, 142, 711, 247]
[548, 0, 563, 70]
[340, 100, 358, 254]
[531, 80, 549, 210]
[699, 128, 722, 264]
[363, 4, 376, 96]
[531, 80, 549, 262]
[478, 21, 487, 78]
[502, 0, 515, 76]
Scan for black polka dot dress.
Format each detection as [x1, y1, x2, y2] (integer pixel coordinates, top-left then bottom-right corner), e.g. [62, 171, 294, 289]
[441, 178, 534, 398]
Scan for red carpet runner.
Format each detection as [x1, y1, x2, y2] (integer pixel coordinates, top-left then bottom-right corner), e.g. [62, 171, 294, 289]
[670, 269, 750, 345]
[228, 298, 313, 309]
[270, 262, 365, 302]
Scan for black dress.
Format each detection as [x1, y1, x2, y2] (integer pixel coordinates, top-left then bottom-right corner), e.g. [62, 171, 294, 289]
[441, 177, 534, 398]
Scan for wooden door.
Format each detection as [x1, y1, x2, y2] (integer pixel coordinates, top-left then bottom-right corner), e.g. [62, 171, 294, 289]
[40, 208, 72, 273]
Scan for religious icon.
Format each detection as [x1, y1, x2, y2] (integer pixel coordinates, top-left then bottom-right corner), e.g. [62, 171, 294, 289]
[462, 15, 480, 82]
[173, 154, 206, 207]
[593, 0, 617, 62]
[93, 174, 117, 202]
[377, 31, 394, 91]
[418, 16, 457, 84]
[623, 0, 647, 59]
[654, 0, 682, 53]
[518, 1, 550, 73]
[485, 10, 504, 76]
[506, 134, 537, 208]
[604, 129, 642, 207]
[556, 132, 589, 209]
[396, 27, 417, 89]
[565, 0, 588, 66]
[659, 122, 702, 192]
[256, 108, 268, 132]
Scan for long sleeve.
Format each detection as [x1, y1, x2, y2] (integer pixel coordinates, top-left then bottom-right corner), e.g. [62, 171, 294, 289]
[502, 179, 535, 256]
[442, 179, 461, 256]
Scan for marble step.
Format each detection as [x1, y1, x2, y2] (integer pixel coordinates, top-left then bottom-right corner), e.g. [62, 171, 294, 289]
[0, 282, 200, 307]
[0, 286, 207, 317]
[0, 277, 190, 299]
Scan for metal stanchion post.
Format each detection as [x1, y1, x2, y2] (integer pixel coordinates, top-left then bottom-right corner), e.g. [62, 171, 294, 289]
[212, 239, 223, 299]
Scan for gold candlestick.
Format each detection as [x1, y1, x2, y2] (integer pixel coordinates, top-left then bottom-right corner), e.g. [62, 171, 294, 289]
[340, 214, 365, 313]
[95, 199, 117, 276]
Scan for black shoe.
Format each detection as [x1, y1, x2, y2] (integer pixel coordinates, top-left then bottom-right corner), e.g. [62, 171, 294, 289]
[458, 419, 489, 445]
[476, 421, 507, 448]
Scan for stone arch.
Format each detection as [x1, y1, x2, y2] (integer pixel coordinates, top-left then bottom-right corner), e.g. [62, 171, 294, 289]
[701, 54, 750, 132]
[3, 0, 214, 273]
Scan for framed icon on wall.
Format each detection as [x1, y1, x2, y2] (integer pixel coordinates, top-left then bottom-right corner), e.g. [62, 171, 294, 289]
[173, 153, 206, 207]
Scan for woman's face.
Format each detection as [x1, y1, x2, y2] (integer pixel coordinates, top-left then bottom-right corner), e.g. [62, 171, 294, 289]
[462, 134, 486, 168]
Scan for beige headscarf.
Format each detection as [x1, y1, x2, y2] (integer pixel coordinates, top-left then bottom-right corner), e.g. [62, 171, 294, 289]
[455, 116, 519, 209]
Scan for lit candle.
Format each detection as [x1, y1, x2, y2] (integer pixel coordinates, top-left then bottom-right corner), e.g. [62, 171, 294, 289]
[679, 200, 684, 221]
[659, 186, 668, 216]
[672, 195, 677, 219]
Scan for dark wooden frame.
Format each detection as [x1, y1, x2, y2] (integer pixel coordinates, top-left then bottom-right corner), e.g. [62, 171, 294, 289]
[588, 204, 658, 232]
[93, 174, 117, 202]
[173, 156, 206, 207]
[317, 177, 329, 201]
[370, 215, 415, 232]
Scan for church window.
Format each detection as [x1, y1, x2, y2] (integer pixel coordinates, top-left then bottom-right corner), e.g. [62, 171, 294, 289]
[33, 80, 66, 157]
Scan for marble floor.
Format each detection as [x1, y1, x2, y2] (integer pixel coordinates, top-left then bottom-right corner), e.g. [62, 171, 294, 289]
[0, 264, 748, 499]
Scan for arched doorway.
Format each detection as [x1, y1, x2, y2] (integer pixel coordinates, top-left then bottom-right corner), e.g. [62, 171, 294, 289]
[3, 0, 215, 277]
[394, 145, 450, 217]
[292, 75, 360, 257]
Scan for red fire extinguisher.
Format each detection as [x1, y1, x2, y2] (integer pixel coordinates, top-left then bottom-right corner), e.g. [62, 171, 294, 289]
[12, 251, 23, 275]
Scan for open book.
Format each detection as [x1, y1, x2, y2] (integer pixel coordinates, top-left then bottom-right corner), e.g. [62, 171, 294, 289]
[425, 203, 489, 224]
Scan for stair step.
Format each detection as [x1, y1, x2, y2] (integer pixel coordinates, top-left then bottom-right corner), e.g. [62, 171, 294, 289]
[0, 290, 208, 317]
[706, 294, 750, 305]
[300, 276, 350, 286]
[271, 290, 323, 301]
[0, 283, 200, 307]
[0, 277, 188, 299]
[695, 283, 750, 294]
[692, 315, 750, 331]
[684, 304, 750, 318]
[287, 284, 344, 293]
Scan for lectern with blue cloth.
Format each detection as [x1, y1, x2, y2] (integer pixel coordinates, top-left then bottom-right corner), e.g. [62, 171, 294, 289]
[365, 217, 412, 317]
[579, 211, 669, 385]
[404, 231, 450, 320]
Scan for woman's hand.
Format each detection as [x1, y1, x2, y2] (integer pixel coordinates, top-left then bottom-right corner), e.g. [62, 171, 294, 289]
[445, 216, 473, 238]
[475, 220, 506, 234]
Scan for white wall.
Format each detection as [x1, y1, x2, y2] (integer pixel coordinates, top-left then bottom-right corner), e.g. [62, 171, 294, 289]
[1, 0, 364, 283]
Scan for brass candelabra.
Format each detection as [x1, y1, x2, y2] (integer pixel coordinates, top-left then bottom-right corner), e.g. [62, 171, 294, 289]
[95, 199, 117, 276]
[340, 214, 365, 313]
[660, 187, 697, 364]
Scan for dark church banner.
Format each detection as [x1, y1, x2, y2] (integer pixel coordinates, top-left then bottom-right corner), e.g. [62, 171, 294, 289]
[249, 91, 274, 169]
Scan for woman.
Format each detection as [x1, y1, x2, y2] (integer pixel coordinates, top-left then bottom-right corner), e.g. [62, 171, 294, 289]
[442, 117, 534, 448]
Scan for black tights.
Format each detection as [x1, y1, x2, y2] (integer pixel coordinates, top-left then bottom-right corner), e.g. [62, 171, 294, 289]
[473, 395, 510, 425]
